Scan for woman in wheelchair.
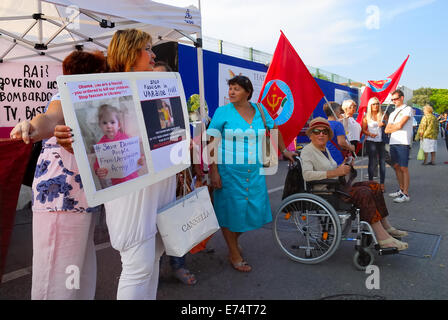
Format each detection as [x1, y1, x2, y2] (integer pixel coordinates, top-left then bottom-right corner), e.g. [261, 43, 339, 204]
[300, 117, 408, 251]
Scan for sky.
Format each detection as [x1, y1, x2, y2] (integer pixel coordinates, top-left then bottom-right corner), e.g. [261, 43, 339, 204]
[159, 0, 447, 90]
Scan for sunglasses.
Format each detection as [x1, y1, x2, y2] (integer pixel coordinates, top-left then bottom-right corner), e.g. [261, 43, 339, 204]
[312, 128, 329, 135]
[391, 97, 401, 101]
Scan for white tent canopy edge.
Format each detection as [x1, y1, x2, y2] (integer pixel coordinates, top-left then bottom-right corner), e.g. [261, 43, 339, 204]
[0, 0, 207, 131]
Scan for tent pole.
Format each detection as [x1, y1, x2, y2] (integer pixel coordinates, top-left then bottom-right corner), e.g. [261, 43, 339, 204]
[196, 0, 208, 171]
[37, 0, 43, 44]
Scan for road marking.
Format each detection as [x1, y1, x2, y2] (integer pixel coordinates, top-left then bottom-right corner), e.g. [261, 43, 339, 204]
[268, 186, 283, 194]
[1, 242, 112, 284]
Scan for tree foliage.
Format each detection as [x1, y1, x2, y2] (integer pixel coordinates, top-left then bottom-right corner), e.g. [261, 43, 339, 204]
[412, 87, 448, 114]
[411, 87, 433, 106]
[430, 89, 448, 114]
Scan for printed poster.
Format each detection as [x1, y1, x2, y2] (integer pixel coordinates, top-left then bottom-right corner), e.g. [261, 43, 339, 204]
[57, 72, 190, 207]
[218, 63, 266, 106]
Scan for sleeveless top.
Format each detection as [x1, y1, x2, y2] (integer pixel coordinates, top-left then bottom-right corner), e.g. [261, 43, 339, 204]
[366, 118, 382, 142]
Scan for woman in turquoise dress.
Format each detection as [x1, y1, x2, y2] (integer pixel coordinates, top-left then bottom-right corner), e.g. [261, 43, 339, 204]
[207, 75, 296, 272]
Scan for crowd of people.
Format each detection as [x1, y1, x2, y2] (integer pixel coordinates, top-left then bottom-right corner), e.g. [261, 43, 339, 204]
[7, 26, 447, 300]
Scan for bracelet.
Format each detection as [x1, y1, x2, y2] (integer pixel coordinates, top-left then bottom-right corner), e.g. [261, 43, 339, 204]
[282, 148, 288, 154]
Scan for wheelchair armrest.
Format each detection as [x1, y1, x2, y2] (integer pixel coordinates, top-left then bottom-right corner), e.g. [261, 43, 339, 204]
[307, 179, 340, 186]
[334, 189, 352, 199]
[307, 179, 352, 198]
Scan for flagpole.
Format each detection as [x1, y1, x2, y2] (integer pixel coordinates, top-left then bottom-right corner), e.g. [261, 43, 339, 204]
[323, 95, 357, 159]
[323, 96, 338, 119]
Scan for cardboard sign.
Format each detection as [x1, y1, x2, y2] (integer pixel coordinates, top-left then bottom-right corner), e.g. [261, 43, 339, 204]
[0, 62, 61, 127]
[93, 136, 141, 179]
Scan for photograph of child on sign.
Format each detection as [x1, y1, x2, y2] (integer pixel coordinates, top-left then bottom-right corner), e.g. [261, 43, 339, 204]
[74, 95, 148, 191]
[158, 99, 174, 129]
[141, 96, 186, 151]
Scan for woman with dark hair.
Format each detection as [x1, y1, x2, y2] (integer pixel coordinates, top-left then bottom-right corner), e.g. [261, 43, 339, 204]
[10, 50, 107, 299]
[207, 75, 296, 272]
[323, 101, 355, 165]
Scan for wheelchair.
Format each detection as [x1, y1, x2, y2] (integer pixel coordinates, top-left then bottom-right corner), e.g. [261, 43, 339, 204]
[273, 156, 399, 270]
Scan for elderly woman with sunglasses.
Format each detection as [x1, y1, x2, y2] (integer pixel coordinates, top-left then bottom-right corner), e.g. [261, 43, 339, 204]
[300, 117, 409, 251]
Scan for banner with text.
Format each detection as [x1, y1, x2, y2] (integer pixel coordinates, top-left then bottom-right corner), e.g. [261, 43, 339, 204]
[0, 62, 61, 130]
[218, 63, 266, 106]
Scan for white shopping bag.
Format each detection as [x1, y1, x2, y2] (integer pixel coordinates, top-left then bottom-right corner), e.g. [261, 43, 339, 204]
[156, 186, 219, 257]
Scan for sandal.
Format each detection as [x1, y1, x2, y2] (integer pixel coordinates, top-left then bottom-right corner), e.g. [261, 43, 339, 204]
[174, 268, 197, 285]
[379, 237, 408, 251]
[380, 184, 385, 193]
[229, 258, 252, 272]
[386, 227, 409, 238]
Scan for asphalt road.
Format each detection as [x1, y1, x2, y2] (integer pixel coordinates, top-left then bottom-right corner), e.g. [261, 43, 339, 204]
[1, 138, 448, 301]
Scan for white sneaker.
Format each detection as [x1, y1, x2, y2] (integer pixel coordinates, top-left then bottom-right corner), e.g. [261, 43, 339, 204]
[393, 193, 410, 203]
[388, 190, 403, 198]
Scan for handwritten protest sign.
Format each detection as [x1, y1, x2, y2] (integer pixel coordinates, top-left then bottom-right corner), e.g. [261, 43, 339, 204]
[93, 136, 141, 179]
[0, 62, 61, 128]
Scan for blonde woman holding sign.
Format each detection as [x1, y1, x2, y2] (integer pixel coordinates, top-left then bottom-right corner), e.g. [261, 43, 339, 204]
[55, 29, 177, 300]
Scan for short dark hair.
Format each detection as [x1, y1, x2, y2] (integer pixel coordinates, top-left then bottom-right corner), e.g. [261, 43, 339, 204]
[62, 50, 107, 75]
[227, 75, 253, 100]
[154, 60, 173, 72]
[323, 101, 342, 117]
[392, 89, 404, 98]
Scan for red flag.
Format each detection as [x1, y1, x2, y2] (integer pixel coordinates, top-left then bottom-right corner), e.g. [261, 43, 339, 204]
[258, 31, 324, 147]
[356, 55, 410, 125]
[0, 139, 32, 282]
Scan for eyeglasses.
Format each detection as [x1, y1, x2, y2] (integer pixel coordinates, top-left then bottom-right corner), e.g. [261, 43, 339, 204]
[372, 103, 380, 105]
[312, 128, 329, 135]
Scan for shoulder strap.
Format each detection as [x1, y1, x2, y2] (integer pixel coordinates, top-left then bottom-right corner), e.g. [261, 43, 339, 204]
[329, 139, 342, 152]
[255, 103, 269, 131]
[392, 106, 411, 122]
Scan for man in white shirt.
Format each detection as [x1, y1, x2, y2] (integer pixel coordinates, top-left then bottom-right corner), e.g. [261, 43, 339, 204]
[385, 89, 413, 203]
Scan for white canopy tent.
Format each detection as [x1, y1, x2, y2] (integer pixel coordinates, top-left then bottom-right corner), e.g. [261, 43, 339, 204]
[0, 0, 206, 120]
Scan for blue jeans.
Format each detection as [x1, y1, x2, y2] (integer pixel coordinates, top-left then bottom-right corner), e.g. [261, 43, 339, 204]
[366, 140, 386, 183]
[169, 255, 186, 271]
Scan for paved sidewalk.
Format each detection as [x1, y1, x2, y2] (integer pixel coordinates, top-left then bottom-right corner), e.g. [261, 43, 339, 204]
[1, 139, 448, 300]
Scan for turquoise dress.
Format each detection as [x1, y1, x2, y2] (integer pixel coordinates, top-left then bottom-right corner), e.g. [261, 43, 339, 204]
[207, 102, 274, 232]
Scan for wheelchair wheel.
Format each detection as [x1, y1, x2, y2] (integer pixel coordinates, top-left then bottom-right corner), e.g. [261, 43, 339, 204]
[353, 249, 374, 271]
[273, 193, 342, 264]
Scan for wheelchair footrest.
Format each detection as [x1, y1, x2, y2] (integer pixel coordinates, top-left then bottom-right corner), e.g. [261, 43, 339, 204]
[377, 247, 399, 255]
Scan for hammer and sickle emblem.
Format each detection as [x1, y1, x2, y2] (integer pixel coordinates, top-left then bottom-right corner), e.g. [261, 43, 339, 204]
[267, 94, 283, 111]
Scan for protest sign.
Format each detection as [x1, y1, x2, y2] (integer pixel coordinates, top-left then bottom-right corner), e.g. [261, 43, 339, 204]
[93, 136, 142, 179]
[0, 61, 61, 137]
[57, 72, 190, 207]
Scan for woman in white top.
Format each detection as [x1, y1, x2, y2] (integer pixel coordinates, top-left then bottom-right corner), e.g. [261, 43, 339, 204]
[55, 29, 176, 300]
[341, 99, 362, 149]
[362, 97, 386, 192]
